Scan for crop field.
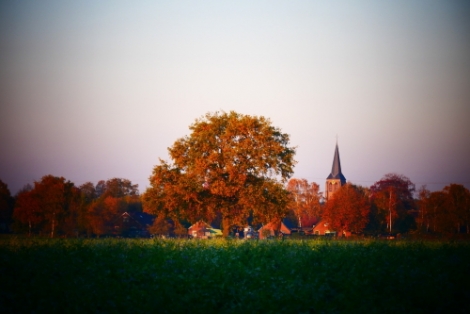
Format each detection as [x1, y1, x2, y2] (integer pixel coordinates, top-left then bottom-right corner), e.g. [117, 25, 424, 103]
[1, 237, 470, 314]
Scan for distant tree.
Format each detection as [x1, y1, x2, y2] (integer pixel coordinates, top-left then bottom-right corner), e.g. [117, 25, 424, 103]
[417, 185, 432, 232]
[76, 179, 141, 237]
[95, 180, 106, 198]
[323, 183, 370, 235]
[286, 178, 322, 227]
[13, 189, 42, 236]
[61, 185, 81, 237]
[77, 182, 97, 236]
[87, 199, 108, 237]
[428, 191, 451, 233]
[33, 175, 72, 238]
[147, 213, 172, 237]
[370, 173, 416, 234]
[85, 196, 126, 237]
[443, 184, 470, 233]
[103, 195, 126, 215]
[80, 182, 97, 202]
[102, 178, 139, 198]
[0, 180, 14, 233]
[417, 184, 470, 235]
[12, 176, 79, 237]
[143, 111, 296, 236]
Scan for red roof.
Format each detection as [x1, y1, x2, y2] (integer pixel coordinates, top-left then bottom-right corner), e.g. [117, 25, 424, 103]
[299, 216, 318, 228]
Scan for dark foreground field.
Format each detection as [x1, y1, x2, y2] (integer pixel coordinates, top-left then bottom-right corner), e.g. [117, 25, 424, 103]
[1, 237, 469, 314]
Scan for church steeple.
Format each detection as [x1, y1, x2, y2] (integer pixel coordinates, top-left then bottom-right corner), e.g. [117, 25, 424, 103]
[325, 142, 346, 201]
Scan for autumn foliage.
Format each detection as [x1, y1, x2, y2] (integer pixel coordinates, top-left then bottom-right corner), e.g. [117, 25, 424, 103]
[323, 183, 370, 234]
[10, 176, 142, 237]
[417, 184, 470, 234]
[286, 178, 322, 226]
[369, 173, 416, 234]
[143, 111, 296, 235]
[0, 180, 14, 233]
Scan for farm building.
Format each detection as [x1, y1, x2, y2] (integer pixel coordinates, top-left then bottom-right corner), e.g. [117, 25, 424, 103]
[113, 211, 155, 237]
[258, 219, 295, 239]
[312, 220, 336, 236]
[188, 220, 222, 239]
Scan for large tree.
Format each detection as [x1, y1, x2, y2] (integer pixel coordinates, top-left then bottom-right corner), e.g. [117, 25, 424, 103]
[420, 184, 470, 234]
[444, 184, 470, 234]
[102, 178, 139, 198]
[79, 179, 140, 237]
[12, 176, 78, 237]
[33, 175, 75, 238]
[428, 190, 452, 234]
[0, 180, 14, 233]
[143, 111, 296, 235]
[370, 173, 416, 234]
[12, 186, 42, 236]
[286, 178, 322, 227]
[323, 183, 370, 235]
[416, 185, 432, 232]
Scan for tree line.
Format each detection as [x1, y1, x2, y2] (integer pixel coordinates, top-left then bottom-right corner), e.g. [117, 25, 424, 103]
[287, 174, 470, 236]
[0, 176, 142, 237]
[1, 174, 468, 238]
[1, 111, 468, 238]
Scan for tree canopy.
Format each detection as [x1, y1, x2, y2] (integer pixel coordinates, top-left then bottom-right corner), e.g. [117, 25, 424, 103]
[417, 184, 470, 234]
[13, 175, 78, 237]
[143, 111, 296, 235]
[323, 183, 370, 234]
[0, 180, 14, 233]
[286, 178, 322, 226]
[11, 176, 142, 237]
[370, 173, 416, 233]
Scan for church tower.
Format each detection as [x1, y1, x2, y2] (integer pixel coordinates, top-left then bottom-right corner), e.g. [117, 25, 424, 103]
[325, 142, 346, 201]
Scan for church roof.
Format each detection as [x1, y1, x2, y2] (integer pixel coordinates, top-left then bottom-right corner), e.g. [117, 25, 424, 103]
[327, 143, 346, 183]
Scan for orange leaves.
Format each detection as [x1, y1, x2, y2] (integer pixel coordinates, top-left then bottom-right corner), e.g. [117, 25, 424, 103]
[369, 173, 416, 233]
[323, 183, 370, 234]
[144, 111, 296, 230]
[103, 196, 126, 215]
[418, 184, 470, 234]
[286, 178, 322, 222]
[12, 189, 42, 234]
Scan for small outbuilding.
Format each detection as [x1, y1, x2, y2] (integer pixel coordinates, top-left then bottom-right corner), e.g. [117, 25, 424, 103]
[258, 220, 293, 239]
[312, 220, 336, 236]
[188, 220, 222, 239]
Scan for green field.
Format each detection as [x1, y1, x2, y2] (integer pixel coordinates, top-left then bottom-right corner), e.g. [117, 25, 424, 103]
[1, 237, 469, 313]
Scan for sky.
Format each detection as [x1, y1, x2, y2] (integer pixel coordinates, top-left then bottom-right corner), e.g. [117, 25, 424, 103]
[1, 0, 469, 196]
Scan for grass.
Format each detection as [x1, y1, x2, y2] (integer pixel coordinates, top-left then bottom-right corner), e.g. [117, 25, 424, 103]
[1, 237, 470, 313]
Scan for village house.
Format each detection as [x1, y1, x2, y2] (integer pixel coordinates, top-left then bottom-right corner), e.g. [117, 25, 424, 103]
[258, 219, 295, 239]
[188, 220, 222, 239]
[312, 220, 336, 236]
[113, 211, 155, 238]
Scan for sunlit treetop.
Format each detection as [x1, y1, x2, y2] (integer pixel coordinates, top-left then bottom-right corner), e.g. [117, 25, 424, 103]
[144, 111, 297, 233]
[169, 111, 296, 185]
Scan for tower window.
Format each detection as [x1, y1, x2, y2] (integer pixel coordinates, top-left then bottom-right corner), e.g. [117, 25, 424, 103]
[328, 182, 332, 192]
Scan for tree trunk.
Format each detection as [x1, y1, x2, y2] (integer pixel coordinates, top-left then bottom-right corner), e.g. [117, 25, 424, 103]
[222, 216, 231, 237]
[51, 213, 55, 238]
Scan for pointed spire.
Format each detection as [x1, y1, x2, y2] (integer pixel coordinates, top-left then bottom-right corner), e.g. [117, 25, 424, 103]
[327, 143, 346, 183]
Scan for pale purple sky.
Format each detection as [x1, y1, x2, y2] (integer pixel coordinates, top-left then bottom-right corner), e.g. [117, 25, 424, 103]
[1, 1, 469, 196]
